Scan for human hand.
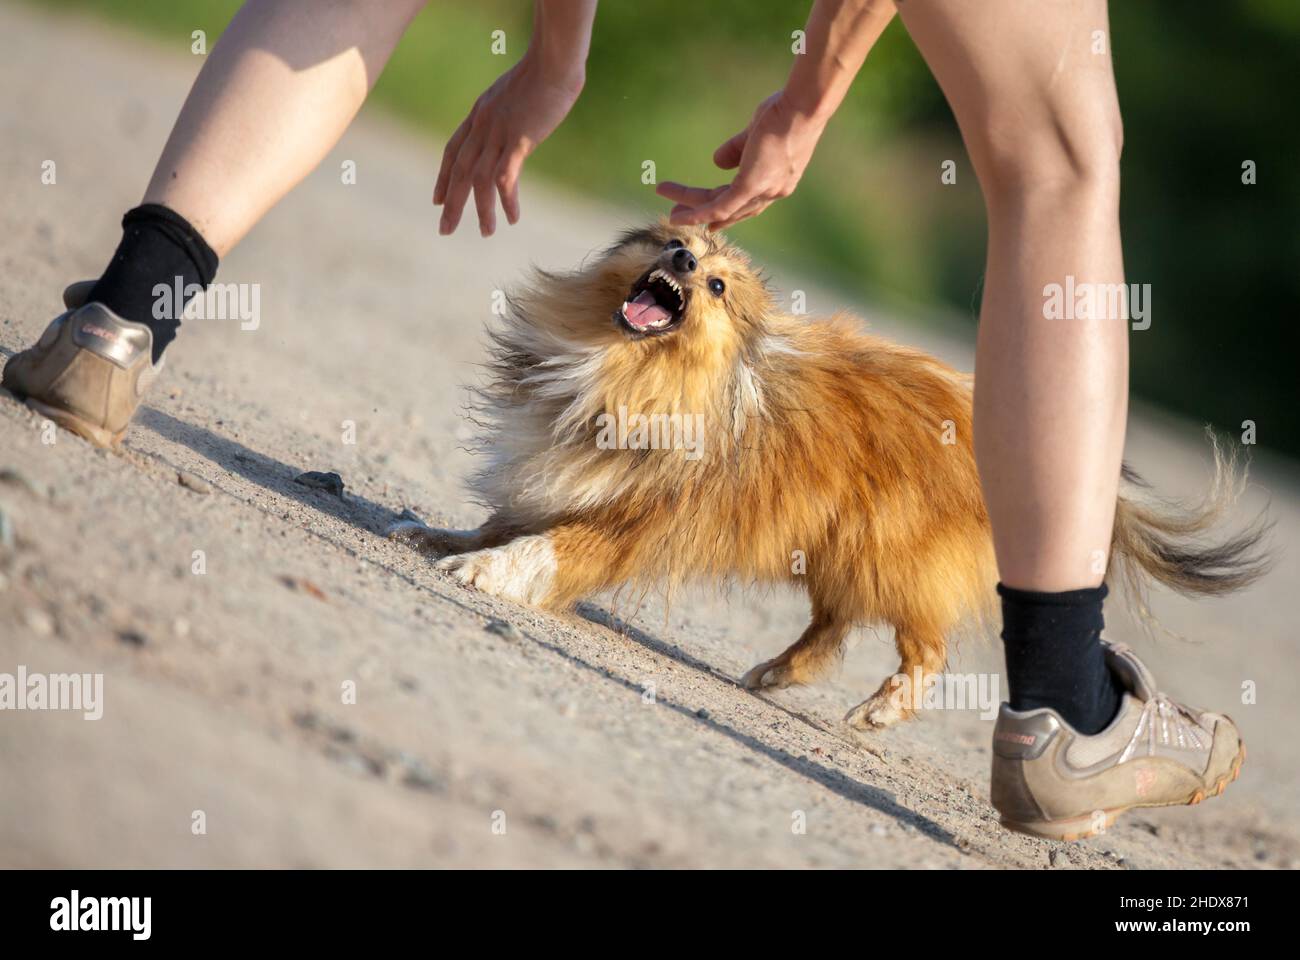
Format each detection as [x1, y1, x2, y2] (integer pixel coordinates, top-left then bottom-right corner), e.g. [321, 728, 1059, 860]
[434, 58, 584, 237]
[656, 91, 829, 230]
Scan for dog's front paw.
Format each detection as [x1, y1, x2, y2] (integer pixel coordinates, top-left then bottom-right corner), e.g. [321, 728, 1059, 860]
[844, 689, 910, 730]
[740, 658, 795, 690]
[386, 520, 448, 556]
[435, 535, 556, 606]
[387, 520, 484, 558]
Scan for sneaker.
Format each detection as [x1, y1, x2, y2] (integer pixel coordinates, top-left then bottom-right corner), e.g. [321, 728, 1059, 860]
[2, 283, 161, 448]
[990, 641, 1245, 841]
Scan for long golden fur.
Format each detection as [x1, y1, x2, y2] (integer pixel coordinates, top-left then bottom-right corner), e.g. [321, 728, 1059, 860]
[390, 222, 1271, 728]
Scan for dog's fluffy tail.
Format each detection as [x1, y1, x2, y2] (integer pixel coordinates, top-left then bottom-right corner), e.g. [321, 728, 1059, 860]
[1109, 430, 1274, 620]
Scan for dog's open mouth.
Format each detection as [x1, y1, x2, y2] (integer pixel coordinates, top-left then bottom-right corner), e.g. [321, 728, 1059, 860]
[616, 269, 686, 336]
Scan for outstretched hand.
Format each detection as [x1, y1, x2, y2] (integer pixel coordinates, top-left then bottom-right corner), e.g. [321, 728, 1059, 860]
[656, 91, 829, 231]
[434, 60, 584, 237]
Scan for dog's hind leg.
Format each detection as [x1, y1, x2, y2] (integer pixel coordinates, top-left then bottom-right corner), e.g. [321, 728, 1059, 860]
[741, 606, 851, 691]
[844, 620, 948, 730]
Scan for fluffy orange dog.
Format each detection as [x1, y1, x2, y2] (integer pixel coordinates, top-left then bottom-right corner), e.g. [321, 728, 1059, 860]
[390, 222, 1267, 728]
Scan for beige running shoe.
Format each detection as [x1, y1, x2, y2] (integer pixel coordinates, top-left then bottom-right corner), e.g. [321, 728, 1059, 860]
[2, 282, 161, 448]
[991, 641, 1245, 841]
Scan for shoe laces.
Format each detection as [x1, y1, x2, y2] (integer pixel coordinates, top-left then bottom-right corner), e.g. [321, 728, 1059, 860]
[1119, 692, 1211, 762]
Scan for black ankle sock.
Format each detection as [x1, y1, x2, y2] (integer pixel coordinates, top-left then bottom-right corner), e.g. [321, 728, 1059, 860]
[999, 582, 1122, 735]
[88, 204, 219, 363]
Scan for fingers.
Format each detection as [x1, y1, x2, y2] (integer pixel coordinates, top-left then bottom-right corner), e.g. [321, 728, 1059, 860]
[712, 130, 748, 170]
[433, 115, 473, 206]
[708, 198, 771, 231]
[667, 181, 760, 227]
[437, 121, 528, 237]
[655, 182, 726, 207]
[469, 133, 506, 237]
[473, 167, 498, 237]
[665, 182, 774, 231]
[438, 126, 486, 235]
[668, 196, 760, 227]
[494, 144, 528, 225]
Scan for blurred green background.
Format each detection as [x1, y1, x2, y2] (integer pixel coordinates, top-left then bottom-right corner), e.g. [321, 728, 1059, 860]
[39, 0, 1299, 456]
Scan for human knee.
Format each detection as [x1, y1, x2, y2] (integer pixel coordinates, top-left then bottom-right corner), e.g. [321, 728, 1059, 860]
[970, 97, 1123, 206]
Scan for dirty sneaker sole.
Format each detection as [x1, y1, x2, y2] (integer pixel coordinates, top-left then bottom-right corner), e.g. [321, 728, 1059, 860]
[24, 396, 126, 448]
[999, 743, 1246, 842]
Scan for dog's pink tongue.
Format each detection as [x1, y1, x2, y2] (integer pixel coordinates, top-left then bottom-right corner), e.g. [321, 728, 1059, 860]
[622, 290, 669, 329]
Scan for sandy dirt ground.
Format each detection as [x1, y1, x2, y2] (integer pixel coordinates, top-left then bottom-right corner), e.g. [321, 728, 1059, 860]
[2, 3, 1298, 869]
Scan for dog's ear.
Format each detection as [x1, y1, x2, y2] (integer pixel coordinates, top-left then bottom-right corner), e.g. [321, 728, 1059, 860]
[604, 225, 658, 257]
[606, 218, 704, 257]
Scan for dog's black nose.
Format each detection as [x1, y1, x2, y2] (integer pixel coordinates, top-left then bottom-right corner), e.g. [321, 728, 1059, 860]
[672, 247, 697, 273]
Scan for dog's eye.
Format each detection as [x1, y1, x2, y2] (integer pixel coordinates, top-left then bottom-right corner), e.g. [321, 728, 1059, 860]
[708, 278, 725, 297]
[664, 239, 685, 251]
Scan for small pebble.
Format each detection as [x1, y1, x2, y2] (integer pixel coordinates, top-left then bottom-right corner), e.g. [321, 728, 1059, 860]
[0, 468, 41, 497]
[328, 725, 357, 744]
[401, 761, 446, 793]
[177, 471, 211, 495]
[24, 608, 54, 636]
[0, 507, 13, 549]
[339, 753, 382, 778]
[117, 629, 147, 648]
[294, 471, 345, 497]
[485, 618, 522, 642]
[278, 575, 328, 602]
